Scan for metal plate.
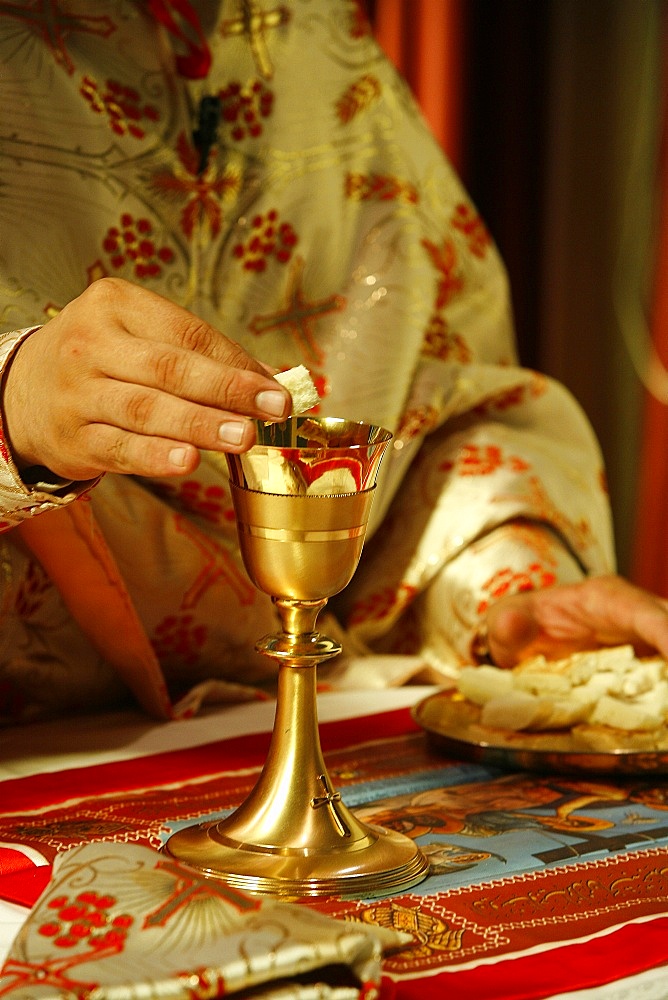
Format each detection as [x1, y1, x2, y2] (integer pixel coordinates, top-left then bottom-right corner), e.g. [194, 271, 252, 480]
[412, 687, 668, 775]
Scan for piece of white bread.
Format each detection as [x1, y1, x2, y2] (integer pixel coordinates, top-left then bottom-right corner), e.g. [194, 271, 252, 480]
[274, 365, 319, 414]
[457, 644, 668, 734]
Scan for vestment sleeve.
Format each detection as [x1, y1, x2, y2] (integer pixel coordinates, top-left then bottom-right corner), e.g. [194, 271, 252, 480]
[0, 327, 97, 529]
[335, 298, 616, 676]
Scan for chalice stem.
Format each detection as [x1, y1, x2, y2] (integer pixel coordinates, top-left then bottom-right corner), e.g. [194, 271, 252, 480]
[219, 604, 369, 849]
[271, 595, 328, 637]
[251, 662, 353, 839]
[269, 663, 327, 785]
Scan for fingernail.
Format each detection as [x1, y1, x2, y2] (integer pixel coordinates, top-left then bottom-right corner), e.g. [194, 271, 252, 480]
[169, 447, 188, 468]
[218, 421, 245, 445]
[255, 389, 287, 418]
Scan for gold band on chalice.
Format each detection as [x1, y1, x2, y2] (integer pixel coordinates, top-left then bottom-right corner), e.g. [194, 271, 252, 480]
[164, 417, 429, 897]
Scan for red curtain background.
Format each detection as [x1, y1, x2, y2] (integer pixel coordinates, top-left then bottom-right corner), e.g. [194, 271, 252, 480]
[631, 27, 668, 593]
[369, 0, 667, 589]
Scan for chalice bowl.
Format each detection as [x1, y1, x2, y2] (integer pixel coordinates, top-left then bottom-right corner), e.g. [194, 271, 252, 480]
[165, 416, 429, 897]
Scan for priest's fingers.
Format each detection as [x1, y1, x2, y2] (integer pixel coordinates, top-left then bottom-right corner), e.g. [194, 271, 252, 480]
[2, 280, 290, 478]
[83, 277, 276, 381]
[97, 329, 289, 418]
[72, 423, 237, 479]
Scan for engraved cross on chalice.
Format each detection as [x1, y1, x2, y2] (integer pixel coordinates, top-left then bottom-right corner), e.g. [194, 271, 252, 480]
[165, 417, 429, 897]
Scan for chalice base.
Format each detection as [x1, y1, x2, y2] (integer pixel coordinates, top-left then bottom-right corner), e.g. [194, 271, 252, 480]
[164, 653, 429, 898]
[164, 820, 429, 898]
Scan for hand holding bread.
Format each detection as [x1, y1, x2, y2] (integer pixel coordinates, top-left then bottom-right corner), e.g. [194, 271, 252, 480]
[485, 575, 668, 670]
[463, 575, 668, 745]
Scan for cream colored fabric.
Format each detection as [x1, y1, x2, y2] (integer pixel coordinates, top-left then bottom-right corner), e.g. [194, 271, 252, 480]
[0, 842, 405, 998]
[0, 0, 614, 722]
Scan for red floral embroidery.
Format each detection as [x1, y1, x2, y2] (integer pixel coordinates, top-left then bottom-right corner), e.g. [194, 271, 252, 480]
[80, 76, 159, 138]
[219, 79, 274, 140]
[421, 314, 471, 362]
[16, 559, 52, 617]
[421, 238, 464, 310]
[395, 405, 440, 444]
[347, 583, 417, 626]
[152, 614, 207, 665]
[0, 422, 10, 464]
[152, 615, 207, 663]
[233, 210, 298, 272]
[474, 385, 527, 414]
[336, 74, 381, 123]
[440, 444, 530, 477]
[345, 172, 418, 205]
[451, 202, 492, 258]
[477, 564, 557, 615]
[103, 214, 175, 279]
[152, 480, 235, 526]
[40, 891, 133, 950]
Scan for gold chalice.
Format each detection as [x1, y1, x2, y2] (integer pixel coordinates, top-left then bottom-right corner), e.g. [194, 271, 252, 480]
[164, 417, 429, 897]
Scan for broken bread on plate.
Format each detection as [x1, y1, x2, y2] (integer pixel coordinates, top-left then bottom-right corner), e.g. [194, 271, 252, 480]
[274, 364, 319, 414]
[457, 644, 668, 736]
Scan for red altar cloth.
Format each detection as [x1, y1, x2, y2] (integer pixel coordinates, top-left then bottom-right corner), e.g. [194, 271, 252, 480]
[1, 704, 667, 998]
